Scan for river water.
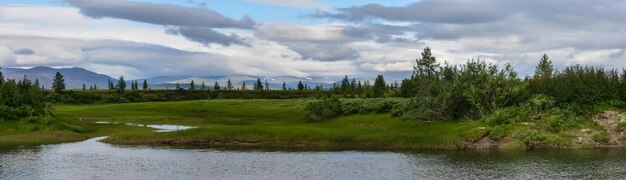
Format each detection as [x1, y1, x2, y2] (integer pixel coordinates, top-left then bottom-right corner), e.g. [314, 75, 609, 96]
[2, 126, 626, 179]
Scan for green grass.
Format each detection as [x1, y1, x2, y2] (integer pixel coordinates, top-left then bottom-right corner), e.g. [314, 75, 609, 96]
[52, 99, 489, 150]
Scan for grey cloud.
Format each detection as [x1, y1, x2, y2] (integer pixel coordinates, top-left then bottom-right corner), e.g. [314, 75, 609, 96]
[315, 0, 626, 24]
[13, 48, 36, 55]
[64, 0, 255, 47]
[64, 0, 255, 29]
[287, 43, 359, 61]
[166, 27, 248, 47]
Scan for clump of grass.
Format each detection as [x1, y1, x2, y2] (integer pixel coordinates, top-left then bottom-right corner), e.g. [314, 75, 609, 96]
[593, 132, 609, 143]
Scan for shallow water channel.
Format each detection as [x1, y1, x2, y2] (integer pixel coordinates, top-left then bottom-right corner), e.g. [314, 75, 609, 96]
[2, 124, 626, 179]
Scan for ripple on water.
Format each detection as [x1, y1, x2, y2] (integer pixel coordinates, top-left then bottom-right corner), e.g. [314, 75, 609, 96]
[3, 139, 626, 179]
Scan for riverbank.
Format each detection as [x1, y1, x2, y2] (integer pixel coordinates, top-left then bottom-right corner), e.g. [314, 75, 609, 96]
[3, 99, 622, 150]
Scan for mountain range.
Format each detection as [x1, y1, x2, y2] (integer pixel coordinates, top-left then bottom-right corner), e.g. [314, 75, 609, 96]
[0, 66, 389, 89]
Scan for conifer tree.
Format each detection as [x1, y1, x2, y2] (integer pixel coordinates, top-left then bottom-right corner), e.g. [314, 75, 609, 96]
[241, 82, 247, 90]
[175, 82, 181, 90]
[254, 78, 263, 90]
[189, 80, 196, 90]
[373, 75, 387, 98]
[265, 80, 270, 90]
[214, 81, 220, 90]
[82, 83, 86, 90]
[201, 81, 206, 90]
[116, 76, 126, 93]
[297, 81, 304, 91]
[94, 83, 97, 90]
[282, 82, 287, 90]
[227, 79, 233, 90]
[52, 72, 66, 94]
[142, 79, 148, 90]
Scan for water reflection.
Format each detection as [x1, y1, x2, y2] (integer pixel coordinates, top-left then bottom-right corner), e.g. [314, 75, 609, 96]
[3, 139, 626, 179]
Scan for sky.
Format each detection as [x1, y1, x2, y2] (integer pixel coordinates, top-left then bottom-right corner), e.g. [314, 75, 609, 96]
[1, 0, 626, 80]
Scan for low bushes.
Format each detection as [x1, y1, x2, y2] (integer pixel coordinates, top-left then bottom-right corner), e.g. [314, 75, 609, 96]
[304, 97, 410, 122]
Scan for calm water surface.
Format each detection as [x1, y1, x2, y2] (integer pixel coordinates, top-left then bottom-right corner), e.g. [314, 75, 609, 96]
[2, 136, 626, 179]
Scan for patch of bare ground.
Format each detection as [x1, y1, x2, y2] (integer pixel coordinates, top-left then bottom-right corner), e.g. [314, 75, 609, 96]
[591, 111, 626, 146]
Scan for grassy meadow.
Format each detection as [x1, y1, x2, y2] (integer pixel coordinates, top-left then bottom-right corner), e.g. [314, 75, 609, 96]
[50, 99, 489, 150]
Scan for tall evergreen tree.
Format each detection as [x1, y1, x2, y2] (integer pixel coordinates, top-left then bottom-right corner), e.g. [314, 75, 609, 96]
[116, 76, 126, 93]
[227, 79, 233, 90]
[297, 81, 304, 91]
[254, 78, 263, 90]
[282, 82, 287, 90]
[175, 82, 181, 90]
[341, 75, 350, 92]
[535, 54, 554, 79]
[265, 80, 270, 90]
[189, 80, 196, 90]
[108, 79, 115, 90]
[241, 82, 247, 90]
[201, 81, 206, 90]
[82, 83, 86, 90]
[142, 79, 148, 90]
[414, 47, 440, 78]
[52, 72, 66, 94]
[214, 81, 220, 90]
[532, 54, 554, 94]
[373, 75, 387, 98]
[93, 83, 97, 90]
[0, 67, 4, 85]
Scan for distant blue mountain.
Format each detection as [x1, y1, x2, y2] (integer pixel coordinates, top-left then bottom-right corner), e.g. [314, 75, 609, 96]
[1, 66, 115, 89]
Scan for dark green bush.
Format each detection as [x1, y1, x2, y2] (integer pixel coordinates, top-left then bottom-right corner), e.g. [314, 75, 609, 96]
[305, 97, 342, 122]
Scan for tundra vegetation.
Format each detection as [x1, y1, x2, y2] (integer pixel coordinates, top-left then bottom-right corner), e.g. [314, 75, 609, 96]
[2, 47, 626, 149]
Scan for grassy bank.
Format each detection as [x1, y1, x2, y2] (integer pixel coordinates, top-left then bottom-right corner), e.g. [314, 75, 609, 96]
[54, 99, 489, 150]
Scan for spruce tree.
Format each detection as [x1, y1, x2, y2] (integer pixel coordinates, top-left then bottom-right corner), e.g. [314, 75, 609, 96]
[142, 79, 148, 90]
[93, 83, 97, 90]
[116, 76, 126, 93]
[373, 75, 387, 98]
[282, 82, 287, 90]
[175, 82, 181, 90]
[52, 72, 66, 94]
[201, 81, 206, 90]
[0, 67, 4, 84]
[214, 81, 220, 90]
[241, 82, 247, 90]
[341, 75, 350, 92]
[189, 80, 196, 90]
[265, 80, 270, 90]
[227, 79, 233, 90]
[82, 83, 86, 90]
[535, 54, 554, 79]
[297, 81, 304, 91]
[255, 78, 263, 90]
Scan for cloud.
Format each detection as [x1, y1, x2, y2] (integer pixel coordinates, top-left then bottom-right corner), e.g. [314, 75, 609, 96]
[166, 27, 248, 46]
[64, 0, 255, 29]
[255, 23, 366, 61]
[244, 0, 330, 9]
[0, 46, 17, 66]
[13, 48, 35, 55]
[63, 0, 254, 46]
[286, 43, 359, 61]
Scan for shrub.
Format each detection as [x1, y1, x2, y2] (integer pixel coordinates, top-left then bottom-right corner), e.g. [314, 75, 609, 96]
[592, 132, 610, 143]
[488, 125, 507, 140]
[305, 97, 342, 122]
[483, 105, 531, 126]
[617, 122, 626, 132]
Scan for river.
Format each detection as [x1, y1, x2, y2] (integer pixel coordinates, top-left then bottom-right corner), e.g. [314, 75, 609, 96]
[2, 125, 626, 179]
